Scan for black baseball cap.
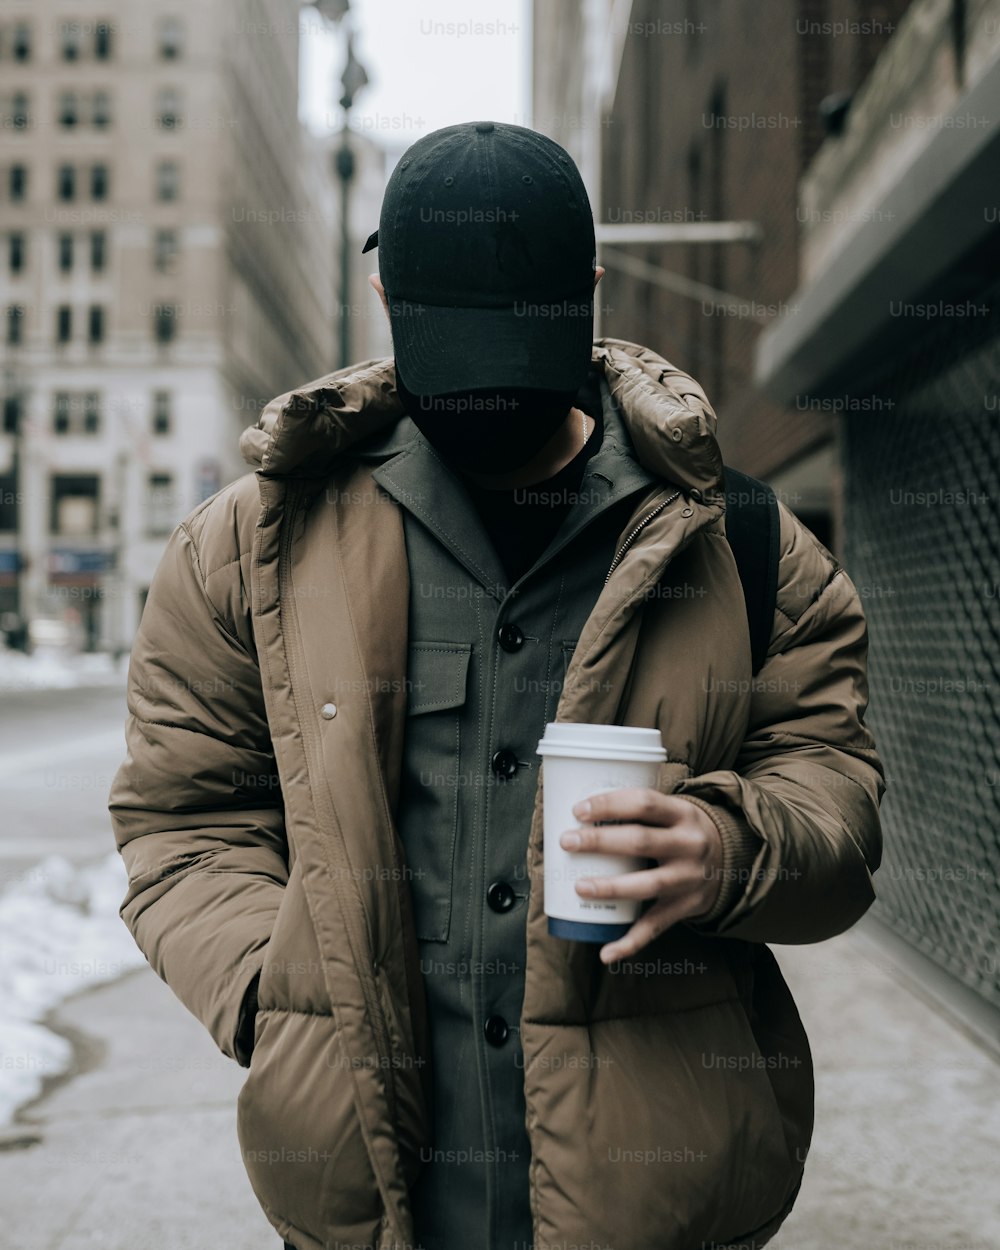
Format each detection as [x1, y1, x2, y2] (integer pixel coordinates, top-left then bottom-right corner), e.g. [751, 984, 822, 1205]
[362, 121, 597, 395]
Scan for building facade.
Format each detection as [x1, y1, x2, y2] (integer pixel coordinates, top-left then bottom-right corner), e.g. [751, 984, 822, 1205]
[533, 0, 911, 545]
[0, 0, 336, 651]
[756, 0, 1000, 1030]
[533, 0, 1000, 1032]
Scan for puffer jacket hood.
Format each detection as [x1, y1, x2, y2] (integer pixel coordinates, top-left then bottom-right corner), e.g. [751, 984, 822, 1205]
[110, 336, 884, 1250]
[237, 338, 724, 495]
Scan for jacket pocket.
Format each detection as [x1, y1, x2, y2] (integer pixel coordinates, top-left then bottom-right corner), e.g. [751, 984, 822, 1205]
[398, 641, 472, 942]
[560, 639, 578, 677]
[558, 639, 578, 707]
[237, 1009, 381, 1238]
[254, 859, 329, 1016]
[524, 999, 801, 1248]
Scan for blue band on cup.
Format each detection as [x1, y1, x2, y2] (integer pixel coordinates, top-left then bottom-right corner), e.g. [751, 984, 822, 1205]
[547, 917, 630, 943]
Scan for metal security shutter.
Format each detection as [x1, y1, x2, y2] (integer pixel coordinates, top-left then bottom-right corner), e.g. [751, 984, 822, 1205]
[842, 297, 1000, 1010]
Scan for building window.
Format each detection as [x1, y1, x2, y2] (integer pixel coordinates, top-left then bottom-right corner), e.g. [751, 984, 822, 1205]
[11, 92, 30, 128]
[3, 393, 21, 435]
[154, 228, 178, 274]
[156, 87, 181, 129]
[8, 233, 25, 273]
[6, 305, 23, 345]
[57, 164, 75, 201]
[83, 392, 100, 433]
[51, 475, 100, 536]
[58, 232, 74, 272]
[90, 230, 106, 272]
[155, 159, 179, 201]
[56, 305, 72, 343]
[158, 17, 183, 59]
[9, 165, 27, 200]
[154, 305, 176, 343]
[59, 91, 79, 128]
[12, 23, 31, 62]
[60, 22, 83, 60]
[0, 471, 17, 531]
[53, 392, 71, 434]
[146, 472, 175, 536]
[152, 390, 171, 435]
[92, 91, 111, 128]
[88, 305, 105, 344]
[90, 164, 108, 200]
[52, 392, 101, 435]
[94, 22, 113, 60]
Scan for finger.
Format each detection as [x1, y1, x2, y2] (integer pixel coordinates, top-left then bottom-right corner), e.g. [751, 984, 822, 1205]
[572, 787, 695, 828]
[576, 864, 696, 901]
[598, 897, 691, 964]
[560, 821, 704, 860]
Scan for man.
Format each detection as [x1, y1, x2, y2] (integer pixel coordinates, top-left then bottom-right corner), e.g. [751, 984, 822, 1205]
[108, 122, 884, 1250]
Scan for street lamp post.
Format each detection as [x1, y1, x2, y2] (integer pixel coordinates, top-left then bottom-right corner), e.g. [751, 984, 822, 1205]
[333, 32, 368, 369]
[335, 134, 355, 369]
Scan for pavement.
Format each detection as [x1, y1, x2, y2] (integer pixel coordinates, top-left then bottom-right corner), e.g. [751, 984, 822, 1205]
[0, 922, 997, 1250]
[2, 966, 276, 1250]
[768, 928, 1000, 1250]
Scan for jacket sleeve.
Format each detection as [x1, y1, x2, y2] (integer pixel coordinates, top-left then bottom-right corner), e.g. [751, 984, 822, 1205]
[108, 519, 288, 1065]
[675, 503, 886, 944]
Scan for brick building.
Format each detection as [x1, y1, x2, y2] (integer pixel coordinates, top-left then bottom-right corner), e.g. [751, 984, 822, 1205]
[533, 0, 911, 543]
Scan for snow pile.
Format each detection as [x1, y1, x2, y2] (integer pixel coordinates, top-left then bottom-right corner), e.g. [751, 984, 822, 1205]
[0, 647, 128, 694]
[0, 852, 146, 1126]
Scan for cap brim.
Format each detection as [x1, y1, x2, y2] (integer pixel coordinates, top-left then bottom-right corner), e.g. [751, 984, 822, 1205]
[389, 294, 594, 394]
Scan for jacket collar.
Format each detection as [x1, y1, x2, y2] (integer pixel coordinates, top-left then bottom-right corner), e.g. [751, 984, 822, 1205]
[365, 365, 662, 599]
[239, 338, 725, 498]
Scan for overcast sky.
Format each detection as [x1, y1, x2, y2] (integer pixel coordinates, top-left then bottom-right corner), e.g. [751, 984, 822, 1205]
[299, 0, 532, 151]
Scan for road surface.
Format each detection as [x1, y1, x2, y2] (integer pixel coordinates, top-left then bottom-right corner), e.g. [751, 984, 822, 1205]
[0, 685, 129, 888]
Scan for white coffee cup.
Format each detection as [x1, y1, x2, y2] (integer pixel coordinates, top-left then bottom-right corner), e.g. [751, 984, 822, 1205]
[536, 722, 667, 942]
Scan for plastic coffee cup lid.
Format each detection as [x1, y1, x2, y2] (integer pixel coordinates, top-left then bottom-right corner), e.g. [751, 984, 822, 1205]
[536, 722, 667, 762]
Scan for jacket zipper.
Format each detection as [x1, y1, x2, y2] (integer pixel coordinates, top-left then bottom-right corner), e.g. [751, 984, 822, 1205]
[276, 482, 397, 1126]
[604, 491, 681, 585]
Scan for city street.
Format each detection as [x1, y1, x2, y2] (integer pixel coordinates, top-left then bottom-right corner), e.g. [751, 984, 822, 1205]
[1, 0, 997, 1247]
[0, 681, 998, 1249]
[0, 684, 128, 888]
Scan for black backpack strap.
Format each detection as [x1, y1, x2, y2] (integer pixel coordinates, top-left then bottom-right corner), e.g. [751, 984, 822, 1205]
[721, 466, 781, 677]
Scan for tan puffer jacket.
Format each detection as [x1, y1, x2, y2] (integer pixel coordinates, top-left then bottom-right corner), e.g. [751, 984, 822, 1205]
[109, 339, 884, 1250]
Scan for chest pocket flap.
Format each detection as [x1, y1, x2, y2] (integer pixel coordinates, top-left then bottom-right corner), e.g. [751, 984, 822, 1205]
[407, 641, 472, 714]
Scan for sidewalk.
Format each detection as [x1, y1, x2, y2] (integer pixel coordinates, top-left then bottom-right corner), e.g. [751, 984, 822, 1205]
[3, 924, 998, 1250]
[769, 923, 1000, 1250]
[2, 968, 275, 1250]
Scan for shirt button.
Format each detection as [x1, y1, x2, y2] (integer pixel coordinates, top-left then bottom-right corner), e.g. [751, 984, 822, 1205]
[490, 748, 519, 780]
[486, 880, 517, 912]
[320, 702, 338, 719]
[484, 1014, 509, 1046]
[497, 623, 525, 652]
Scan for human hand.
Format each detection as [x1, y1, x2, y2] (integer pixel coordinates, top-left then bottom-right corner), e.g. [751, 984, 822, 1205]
[559, 788, 724, 964]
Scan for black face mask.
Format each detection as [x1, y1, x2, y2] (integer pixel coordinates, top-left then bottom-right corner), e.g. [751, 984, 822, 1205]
[395, 373, 577, 475]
